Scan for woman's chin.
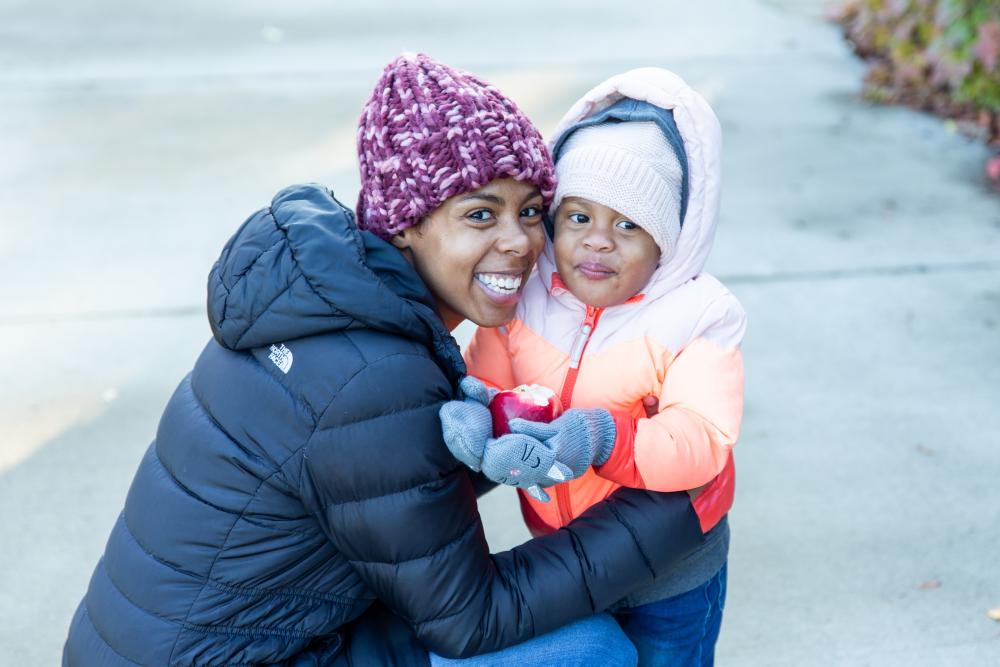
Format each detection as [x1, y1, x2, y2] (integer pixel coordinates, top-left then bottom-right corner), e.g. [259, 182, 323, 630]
[468, 282, 521, 326]
[469, 301, 518, 328]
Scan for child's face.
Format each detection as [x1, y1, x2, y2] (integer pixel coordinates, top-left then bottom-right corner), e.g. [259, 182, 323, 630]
[552, 197, 661, 309]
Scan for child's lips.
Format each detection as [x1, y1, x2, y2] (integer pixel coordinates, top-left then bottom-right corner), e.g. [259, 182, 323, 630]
[576, 262, 616, 280]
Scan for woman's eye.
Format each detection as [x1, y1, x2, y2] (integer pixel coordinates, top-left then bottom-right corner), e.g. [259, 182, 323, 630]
[520, 206, 542, 218]
[467, 209, 494, 222]
[616, 219, 638, 231]
[568, 213, 589, 224]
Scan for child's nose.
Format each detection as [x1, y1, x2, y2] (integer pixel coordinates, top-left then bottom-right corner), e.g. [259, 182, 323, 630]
[583, 230, 614, 251]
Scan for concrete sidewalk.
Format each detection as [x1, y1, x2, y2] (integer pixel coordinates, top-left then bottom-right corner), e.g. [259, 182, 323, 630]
[2, 0, 998, 664]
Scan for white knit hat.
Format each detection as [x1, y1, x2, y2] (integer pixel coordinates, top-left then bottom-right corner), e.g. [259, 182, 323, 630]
[553, 121, 683, 262]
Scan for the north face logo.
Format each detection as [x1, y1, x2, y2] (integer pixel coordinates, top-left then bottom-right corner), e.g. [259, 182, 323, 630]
[268, 343, 293, 374]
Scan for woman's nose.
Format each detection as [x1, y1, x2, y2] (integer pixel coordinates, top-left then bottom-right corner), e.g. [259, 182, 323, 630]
[496, 216, 533, 255]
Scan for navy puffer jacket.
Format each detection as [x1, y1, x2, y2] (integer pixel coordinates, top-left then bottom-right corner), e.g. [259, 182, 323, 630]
[63, 184, 704, 666]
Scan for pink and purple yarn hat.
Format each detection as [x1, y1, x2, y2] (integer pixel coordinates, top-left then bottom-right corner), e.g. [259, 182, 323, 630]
[356, 53, 556, 240]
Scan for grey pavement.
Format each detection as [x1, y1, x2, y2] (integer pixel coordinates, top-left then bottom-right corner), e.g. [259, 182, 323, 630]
[2, 0, 999, 664]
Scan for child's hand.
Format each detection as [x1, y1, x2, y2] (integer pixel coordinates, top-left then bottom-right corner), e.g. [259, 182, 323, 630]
[642, 395, 659, 418]
[439, 376, 498, 472]
[479, 432, 572, 502]
[509, 408, 617, 474]
[478, 408, 618, 501]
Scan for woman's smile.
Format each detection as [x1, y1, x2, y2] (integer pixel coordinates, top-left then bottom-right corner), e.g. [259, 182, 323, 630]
[475, 271, 527, 303]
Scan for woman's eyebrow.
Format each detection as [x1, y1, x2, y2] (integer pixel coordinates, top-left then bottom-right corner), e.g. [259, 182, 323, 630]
[521, 190, 543, 203]
[458, 190, 542, 206]
[458, 194, 504, 205]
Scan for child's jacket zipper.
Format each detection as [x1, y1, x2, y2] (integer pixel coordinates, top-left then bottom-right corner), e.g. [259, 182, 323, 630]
[554, 304, 603, 525]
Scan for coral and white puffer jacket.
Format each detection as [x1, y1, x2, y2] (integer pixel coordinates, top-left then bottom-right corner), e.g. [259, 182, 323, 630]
[466, 68, 746, 535]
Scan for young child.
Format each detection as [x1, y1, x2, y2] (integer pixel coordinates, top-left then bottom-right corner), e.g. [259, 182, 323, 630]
[440, 67, 746, 666]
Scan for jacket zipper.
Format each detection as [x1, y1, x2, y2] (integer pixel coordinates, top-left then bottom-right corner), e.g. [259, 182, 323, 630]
[555, 304, 603, 525]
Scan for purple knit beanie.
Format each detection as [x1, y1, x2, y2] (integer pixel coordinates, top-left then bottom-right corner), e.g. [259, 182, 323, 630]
[356, 53, 556, 239]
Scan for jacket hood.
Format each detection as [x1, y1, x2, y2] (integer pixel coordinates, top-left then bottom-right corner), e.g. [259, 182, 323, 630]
[542, 67, 723, 300]
[207, 183, 464, 381]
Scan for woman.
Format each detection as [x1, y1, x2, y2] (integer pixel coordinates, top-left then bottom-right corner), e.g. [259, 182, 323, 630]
[62, 53, 705, 666]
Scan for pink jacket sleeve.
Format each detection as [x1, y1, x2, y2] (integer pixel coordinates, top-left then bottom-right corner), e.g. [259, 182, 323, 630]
[596, 294, 746, 491]
[463, 324, 517, 391]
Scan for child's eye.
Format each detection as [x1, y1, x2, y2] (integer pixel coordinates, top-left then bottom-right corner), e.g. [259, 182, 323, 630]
[616, 219, 638, 231]
[467, 208, 494, 222]
[568, 213, 590, 224]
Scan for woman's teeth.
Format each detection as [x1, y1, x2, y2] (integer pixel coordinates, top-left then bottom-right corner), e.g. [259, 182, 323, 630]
[476, 273, 522, 295]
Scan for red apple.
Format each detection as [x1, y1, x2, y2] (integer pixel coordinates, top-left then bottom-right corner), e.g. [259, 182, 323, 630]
[489, 384, 563, 437]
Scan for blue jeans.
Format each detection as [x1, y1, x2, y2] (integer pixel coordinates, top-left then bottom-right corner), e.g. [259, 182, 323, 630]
[613, 564, 728, 667]
[429, 612, 637, 667]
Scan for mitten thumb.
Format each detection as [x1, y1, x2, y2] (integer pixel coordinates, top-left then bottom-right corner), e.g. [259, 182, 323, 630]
[439, 401, 492, 471]
[458, 376, 495, 406]
[507, 418, 560, 441]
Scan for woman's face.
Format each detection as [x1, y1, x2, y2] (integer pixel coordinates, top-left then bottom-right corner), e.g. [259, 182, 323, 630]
[392, 178, 546, 330]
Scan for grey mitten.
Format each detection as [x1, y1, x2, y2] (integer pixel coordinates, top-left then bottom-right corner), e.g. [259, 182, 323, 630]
[439, 376, 498, 472]
[508, 408, 617, 478]
[479, 408, 616, 502]
[479, 432, 573, 502]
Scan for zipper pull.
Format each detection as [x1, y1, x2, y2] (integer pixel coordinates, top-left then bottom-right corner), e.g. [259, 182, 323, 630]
[568, 306, 600, 369]
[568, 324, 592, 369]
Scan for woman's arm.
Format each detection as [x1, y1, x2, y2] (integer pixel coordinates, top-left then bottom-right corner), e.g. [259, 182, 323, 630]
[301, 352, 703, 659]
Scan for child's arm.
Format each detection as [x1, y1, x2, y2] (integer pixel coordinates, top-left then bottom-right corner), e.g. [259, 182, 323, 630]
[438, 324, 519, 475]
[463, 324, 517, 390]
[595, 294, 746, 492]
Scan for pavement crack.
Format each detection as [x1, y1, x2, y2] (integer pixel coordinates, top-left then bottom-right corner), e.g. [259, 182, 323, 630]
[0, 305, 203, 326]
[719, 259, 1000, 285]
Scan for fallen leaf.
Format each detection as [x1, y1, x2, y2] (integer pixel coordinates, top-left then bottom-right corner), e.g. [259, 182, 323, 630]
[986, 155, 1000, 184]
[988, 608, 1000, 621]
[973, 22, 1000, 71]
[916, 580, 942, 590]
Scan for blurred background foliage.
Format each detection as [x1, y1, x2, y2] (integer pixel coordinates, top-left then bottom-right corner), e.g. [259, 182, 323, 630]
[836, 0, 1000, 149]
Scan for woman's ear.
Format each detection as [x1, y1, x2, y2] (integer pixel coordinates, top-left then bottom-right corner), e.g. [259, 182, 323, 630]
[390, 230, 411, 250]
[390, 230, 417, 266]
[390, 220, 424, 250]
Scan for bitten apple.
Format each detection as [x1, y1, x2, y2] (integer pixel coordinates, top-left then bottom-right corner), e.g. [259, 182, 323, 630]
[489, 384, 563, 437]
